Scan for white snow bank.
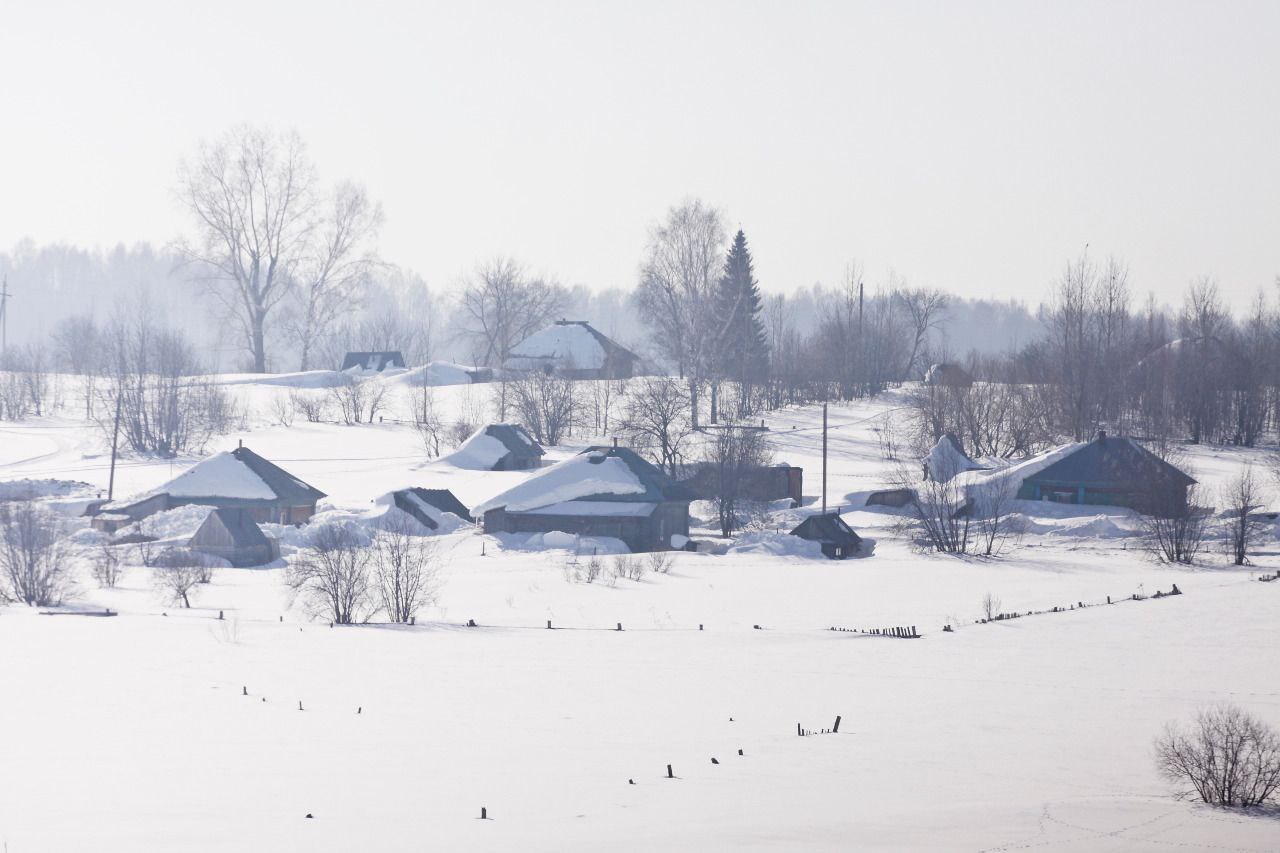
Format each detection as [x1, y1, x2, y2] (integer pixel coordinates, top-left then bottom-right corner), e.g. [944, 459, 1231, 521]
[163, 452, 277, 500]
[474, 451, 645, 514]
[126, 504, 215, 541]
[492, 531, 630, 554]
[440, 428, 512, 470]
[210, 370, 349, 388]
[727, 531, 825, 559]
[386, 361, 476, 387]
[0, 478, 93, 500]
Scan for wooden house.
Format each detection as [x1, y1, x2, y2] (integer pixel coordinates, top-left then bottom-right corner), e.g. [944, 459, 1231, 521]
[1015, 430, 1195, 513]
[93, 445, 326, 531]
[476, 446, 693, 552]
[390, 488, 473, 530]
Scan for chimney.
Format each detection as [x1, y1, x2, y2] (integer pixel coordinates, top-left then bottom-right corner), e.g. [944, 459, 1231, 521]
[238, 438, 243, 449]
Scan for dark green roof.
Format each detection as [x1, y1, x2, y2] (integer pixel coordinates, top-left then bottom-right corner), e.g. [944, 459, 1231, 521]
[1023, 434, 1195, 489]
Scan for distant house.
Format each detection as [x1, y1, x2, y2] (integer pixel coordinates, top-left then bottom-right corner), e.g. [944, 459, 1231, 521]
[475, 446, 694, 552]
[1013, 430, 1195, 513]
[790, 513, 863, 559]
[442, 424, 546, 471]
[93, 445, 326, 531]
[681, 463, 803, 507]
[389, 488, 473, 530]
[923, 362, 974, 388]
[504, 320, 638, 380]
[188, 508, 280, 567]
[342, 351, 406, 372]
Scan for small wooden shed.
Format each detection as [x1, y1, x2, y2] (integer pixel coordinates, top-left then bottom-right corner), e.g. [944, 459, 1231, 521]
[790, 513, 863, 560]
[188, 508, 280, 567]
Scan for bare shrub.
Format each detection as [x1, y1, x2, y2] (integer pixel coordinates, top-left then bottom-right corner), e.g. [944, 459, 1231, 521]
[970, 473, 1022, 557]
[895, 461, 970, 554]
[290, 389, 328, 423]
[329, 375, 386, 425]
[411, 384, 444, 457]
[610, 555, 644, 583]
[645, 550, 675, 574]
[152, 549, 211, 608]
[287, 523, 374, 624]
[1141, 483, 1209, 565]
[373, 515, 442, 623]
[91, 544, 126, 588]
[981, 592, 1002, 622]
[0, 501, 73, 606]
[1155, 705, 1280, 807]
[268, 393, 295, 427]
[583, 554, 602, 584]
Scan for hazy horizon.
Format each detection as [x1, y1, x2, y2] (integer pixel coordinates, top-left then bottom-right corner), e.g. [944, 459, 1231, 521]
[3, 0, 1278, 307]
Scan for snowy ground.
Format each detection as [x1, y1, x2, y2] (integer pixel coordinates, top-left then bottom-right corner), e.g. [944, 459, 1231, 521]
[1, 374, 1278, 851]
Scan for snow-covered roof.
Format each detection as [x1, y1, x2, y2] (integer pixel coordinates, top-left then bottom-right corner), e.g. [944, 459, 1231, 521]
[474, 446, 690, 515]
[165, 452, 278, 500]
[504, 321, 634, 372]
[475, 450, 646, 514]
[951, 442, 1088, 502]
[109, 446, 325, 510]
[924, 434, 982, 483]
[441, 424, 545, 470]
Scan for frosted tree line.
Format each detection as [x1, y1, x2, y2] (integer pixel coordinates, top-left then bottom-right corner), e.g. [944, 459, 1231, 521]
[2, 126, 1280, 462]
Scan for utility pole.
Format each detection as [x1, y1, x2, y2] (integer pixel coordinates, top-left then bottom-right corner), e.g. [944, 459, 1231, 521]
[107, 393, 123, 501]
[857, 280, 864, 396]
[821, 402, 828, 514]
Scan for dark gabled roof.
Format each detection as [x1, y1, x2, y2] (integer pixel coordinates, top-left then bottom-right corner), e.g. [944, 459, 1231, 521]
[1022, 433, 1196, 489]
[790, 513, 862, 546]
[341, 351, 406, 371]
[574, 446, 695, 503]
[397, 488, 473, 523]
[485, 424, 546, 460]
[231, 446, 328, 504]
[201, 508, 270, 547]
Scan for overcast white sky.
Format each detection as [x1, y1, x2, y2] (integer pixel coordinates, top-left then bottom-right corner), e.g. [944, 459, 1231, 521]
[2, 0, 1277, 307]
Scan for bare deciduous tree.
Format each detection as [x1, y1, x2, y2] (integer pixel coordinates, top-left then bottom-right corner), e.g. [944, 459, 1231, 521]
[702, 427, 772, 538]
[152, 549, 210, 608]
[0, 501, 72, 606]
[1222, 465, 1264, 566]
[635, 199, 727, 427]
[176, 126, 380, 373]
[1141, 483, 1208, 565]
[510, 369, 580, 445]
[618, 376, 694, 477]
[373, 515, 442, 623]
[287, 523, 374, 624]
[1155, 705, 1280, 807]
[91, 543, 126, 589]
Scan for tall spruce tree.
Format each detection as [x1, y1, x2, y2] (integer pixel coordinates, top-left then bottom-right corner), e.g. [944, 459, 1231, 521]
[712, 230, 770, 401]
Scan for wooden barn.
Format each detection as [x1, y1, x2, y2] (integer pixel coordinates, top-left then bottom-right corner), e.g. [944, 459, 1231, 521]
[476, 446, 693, 552]
[681, 463, 803, 507]
[390, 488, 473, 530]
[188, 508, 280, 567]
[341, 351, 406, 372]
[93, 445, 326, 530]
[503, 320, 638, 380]
[1015, 430, 1195, 513]
[790, 513, 863, 559]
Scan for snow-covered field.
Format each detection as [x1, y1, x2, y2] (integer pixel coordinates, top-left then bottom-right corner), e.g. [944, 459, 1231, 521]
[1, 374, 1278, 851]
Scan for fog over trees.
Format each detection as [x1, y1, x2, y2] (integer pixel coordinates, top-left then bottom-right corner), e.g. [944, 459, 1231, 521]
[3, 126, 1280, 458]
